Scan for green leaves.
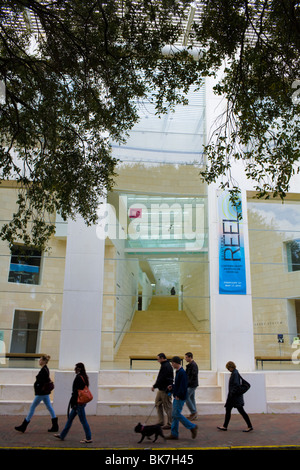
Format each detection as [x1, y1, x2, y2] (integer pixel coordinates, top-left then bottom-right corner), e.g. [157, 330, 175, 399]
[0, 0, 199, 248]
[1, 1, 299, 249]
[198, 0, 300, 200]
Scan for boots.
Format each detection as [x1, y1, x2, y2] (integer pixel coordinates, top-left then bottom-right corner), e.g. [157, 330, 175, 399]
[15, 419, 30, 433]
[48, 417, 59, 432]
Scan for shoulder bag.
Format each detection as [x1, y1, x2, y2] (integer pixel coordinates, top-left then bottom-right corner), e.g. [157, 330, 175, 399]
[42, 379, 54, 394]
[77, 376, 93, 404]
[237, 374, 251, 395]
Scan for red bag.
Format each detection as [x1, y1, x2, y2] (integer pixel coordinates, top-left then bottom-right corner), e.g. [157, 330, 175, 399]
[77, 376, 93, 404]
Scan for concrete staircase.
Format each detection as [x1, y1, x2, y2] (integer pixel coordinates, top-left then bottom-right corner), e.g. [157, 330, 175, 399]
[265, 371, 300, 413]
[0, 369, 53, 415]
[0, 368, 224, 416]
[2, 369, 300, 415]
[97, 370, 224, 416]
[114, 296, 209, 367]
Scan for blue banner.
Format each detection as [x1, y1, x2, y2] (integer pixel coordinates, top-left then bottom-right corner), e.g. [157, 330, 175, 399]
[218, 192, 246, 295]
[10, 263, 39, 273]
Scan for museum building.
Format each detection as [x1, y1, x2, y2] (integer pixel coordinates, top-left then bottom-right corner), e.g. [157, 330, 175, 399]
[0, 74, 300, 416]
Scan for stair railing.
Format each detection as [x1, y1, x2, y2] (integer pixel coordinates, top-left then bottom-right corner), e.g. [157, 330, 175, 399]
[114, 296, 138, 352]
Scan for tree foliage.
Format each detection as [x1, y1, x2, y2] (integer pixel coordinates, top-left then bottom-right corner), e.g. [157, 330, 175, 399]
[195, 0, 300, 200]
[0, 0, 201, 248]
[0, 1, 299, 248]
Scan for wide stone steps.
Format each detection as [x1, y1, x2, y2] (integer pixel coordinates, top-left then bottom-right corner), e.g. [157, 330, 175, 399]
[2, 369, 300, 415]
[98, 385, 221, 402]
[264, 371, 300, 413]
[0, 369, 55, 415]
[114, 306, 208, 367]
[0, 369, 224, 415]
[96, 370, 224, 416]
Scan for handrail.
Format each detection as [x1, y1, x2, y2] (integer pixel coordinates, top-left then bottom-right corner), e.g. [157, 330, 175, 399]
[182, 297, 204, 326]
[114, 296, 138, 349]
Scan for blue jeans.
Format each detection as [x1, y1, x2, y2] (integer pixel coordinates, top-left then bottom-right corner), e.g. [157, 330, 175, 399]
[171, 398, 196, 438]
[26, 395, 56, 421]
[185, 387, 197, 414]
[60, 405, 91, 440]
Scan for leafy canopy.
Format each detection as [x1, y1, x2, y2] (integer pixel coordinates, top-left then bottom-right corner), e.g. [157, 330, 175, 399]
[0, 0, 202, 248]
[195, 0, 300, 200]
[0, 1, 299, 248]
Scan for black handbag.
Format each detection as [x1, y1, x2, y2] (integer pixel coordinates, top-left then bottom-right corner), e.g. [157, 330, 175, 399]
[42, 379, 54, 394]
[237, 374, 250, 394]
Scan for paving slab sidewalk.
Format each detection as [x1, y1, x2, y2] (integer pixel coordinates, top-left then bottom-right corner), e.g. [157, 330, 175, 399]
[0, 413, 299, 451]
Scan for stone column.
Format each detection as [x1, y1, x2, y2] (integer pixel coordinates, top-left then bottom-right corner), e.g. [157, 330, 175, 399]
[209, 186, 256, 372]
[58, 215, 104, 370]
[54, 216, 104, 415]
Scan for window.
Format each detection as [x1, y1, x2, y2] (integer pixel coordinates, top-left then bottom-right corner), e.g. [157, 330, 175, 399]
[8, 245, 42, 284]
[10, 310, 41, 353]
[286, 239, 300, 272]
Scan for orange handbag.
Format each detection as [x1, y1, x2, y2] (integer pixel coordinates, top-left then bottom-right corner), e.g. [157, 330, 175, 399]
[77, 376, 93, 404]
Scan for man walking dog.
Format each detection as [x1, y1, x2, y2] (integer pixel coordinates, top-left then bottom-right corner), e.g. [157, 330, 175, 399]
[152, 353, 174, 429]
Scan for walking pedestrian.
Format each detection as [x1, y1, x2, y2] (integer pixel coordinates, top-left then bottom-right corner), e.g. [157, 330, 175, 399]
[151, 353, 174, 429]
[185, 352, 198, 420]
[217, 361, 253, 432]
[15, 354, 58, 433]
[54, 362, 92, 443]
[165, 356, 198, 440]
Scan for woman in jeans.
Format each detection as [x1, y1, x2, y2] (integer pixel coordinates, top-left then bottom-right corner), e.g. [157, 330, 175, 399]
[15, 354, 58, 433]
[217, 361, 253, 432]
[55, 362, 92, 443]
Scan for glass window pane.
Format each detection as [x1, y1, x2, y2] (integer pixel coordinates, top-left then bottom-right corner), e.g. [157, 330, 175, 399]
[248, 197, 300, 369]
[8, 245, 42, 285]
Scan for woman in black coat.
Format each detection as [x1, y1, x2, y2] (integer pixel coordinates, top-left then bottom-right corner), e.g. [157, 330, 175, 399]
[217, 361, 253, 432]
[15, 354, 58, 433]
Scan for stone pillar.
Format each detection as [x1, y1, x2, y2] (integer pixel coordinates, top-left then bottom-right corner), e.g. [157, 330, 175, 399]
[209, 186, 256, 372]
[58, 216, 104, 371]
[54, 216, 104, 415]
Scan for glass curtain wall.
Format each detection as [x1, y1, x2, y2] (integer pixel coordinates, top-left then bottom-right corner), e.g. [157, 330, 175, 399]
[100, 178, 210, 370]
[247, 195, 300, 369]
[100, 83, 209, 370]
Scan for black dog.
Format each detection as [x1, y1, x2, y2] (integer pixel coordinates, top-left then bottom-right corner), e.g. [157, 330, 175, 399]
[134, 422, 165, 443]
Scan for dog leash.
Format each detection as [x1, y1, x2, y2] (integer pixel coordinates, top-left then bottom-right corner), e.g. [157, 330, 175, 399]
[144, 404, 156, 425]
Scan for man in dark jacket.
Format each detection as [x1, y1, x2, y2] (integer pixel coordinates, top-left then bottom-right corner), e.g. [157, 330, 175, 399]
[152, 353, 174, 429]
[165, 356, 198, 440]
[185, 352, 199, 420]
